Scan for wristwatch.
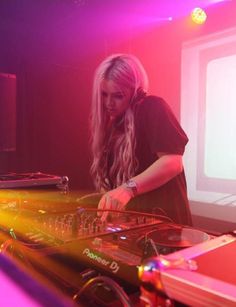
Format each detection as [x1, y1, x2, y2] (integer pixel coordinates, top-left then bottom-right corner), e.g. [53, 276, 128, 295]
[125, 180, 138, 197]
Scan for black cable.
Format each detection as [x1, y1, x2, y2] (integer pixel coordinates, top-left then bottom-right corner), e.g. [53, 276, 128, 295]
[79, 207, 174, 223]
[73, 275, 133, 307]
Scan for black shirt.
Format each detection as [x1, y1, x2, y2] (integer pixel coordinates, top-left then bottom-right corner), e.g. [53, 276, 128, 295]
[126, 95, 192, 226]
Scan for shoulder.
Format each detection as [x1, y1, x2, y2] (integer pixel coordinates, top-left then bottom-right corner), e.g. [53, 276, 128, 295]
[145, 95, 164, 102]
[136, 95, 170, 115]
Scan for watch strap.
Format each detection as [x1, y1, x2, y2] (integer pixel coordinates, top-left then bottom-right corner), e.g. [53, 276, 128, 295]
[125, 180, 138, 197]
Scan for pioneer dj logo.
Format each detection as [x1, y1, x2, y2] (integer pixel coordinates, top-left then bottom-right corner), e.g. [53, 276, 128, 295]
[83, 248, 120, 273]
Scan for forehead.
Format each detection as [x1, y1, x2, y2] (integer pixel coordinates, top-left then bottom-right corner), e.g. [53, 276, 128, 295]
[100, 79, 123, 93]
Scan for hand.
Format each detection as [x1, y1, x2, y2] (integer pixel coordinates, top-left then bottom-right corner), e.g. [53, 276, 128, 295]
[97, 185, 134, 222]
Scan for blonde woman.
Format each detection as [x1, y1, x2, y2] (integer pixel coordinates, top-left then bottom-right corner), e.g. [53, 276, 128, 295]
[90, 54, 192, 225]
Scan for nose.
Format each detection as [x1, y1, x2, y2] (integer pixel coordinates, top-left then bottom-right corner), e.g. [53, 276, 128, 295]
[106, 95, 114, 107]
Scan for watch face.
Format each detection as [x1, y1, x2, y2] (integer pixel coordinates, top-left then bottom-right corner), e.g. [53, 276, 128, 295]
[127, 181, 136, 188]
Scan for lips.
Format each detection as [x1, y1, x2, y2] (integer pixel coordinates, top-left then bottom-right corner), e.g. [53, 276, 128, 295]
[106, 107, 116, 114]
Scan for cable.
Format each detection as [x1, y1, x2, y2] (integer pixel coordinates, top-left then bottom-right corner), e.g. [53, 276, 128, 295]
[78, 207, 174, 223]
[0, 239, 33, 269]
[151, 207, 169, 219]
[73, 275, 133, 307]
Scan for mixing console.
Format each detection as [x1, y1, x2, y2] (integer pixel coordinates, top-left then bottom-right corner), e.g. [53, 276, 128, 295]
[22, 209, 166, 247]
[0, 199, 211, 306]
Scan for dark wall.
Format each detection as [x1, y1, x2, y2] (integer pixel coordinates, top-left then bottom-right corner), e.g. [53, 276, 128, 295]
[0, 0, 100, 188]
[0, 0, 236, 191]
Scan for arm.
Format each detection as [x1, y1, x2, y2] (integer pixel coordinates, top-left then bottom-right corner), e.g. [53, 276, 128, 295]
[97, 153, 183, 220]
[131, 153, 183, 195]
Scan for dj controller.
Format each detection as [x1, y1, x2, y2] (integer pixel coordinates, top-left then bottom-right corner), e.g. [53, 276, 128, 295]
[1, 208, 210, 305]
[0, 173, 211, 306]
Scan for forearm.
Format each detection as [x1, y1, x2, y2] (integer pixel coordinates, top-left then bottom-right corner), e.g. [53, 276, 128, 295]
[98, 154, 184, 221]
[129, 154, 183, 196]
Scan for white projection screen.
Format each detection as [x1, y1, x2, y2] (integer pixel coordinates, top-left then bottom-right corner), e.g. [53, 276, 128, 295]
[181, 27, 236, 223]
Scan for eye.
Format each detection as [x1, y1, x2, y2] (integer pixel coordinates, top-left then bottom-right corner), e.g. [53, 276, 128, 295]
[113, 93, 124, 100]
[101, 91, 108, 98]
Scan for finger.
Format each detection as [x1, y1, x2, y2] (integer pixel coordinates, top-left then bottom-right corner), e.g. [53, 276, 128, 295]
[101, 199, 119, 221]
[101, 210, 108, 222]
[98, 194, 110, 219]
[97, 196, 106, 217]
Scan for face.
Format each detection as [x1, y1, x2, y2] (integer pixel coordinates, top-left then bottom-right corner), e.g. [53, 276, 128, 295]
[101, 79, 133, 119]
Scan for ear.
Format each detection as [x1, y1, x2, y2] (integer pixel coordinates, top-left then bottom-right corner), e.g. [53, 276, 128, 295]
[132, 87, 146, 104]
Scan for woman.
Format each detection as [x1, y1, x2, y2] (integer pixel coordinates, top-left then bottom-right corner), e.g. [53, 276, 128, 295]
[90, 53, 192, 225]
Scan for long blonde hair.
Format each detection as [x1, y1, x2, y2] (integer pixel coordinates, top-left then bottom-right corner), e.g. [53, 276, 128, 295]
[90, 54, 149, 191]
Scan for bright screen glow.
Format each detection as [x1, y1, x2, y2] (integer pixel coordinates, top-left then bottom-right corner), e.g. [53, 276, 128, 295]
[181, 27, 236, 223]
[205, 55, 236, 180]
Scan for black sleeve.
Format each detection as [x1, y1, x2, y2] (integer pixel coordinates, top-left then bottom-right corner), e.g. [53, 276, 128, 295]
[137, 96, 188, 155]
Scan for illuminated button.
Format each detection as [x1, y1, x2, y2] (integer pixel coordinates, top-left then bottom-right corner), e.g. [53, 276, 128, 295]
[92, 237, 102, 247]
